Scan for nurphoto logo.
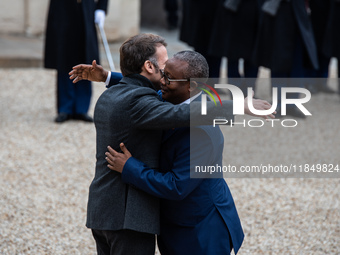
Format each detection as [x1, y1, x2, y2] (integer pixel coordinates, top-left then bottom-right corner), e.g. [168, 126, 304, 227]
[199, 84, 312, 128]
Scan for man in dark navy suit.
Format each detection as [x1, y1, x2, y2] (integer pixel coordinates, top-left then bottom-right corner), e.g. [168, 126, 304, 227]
[105, 51, 245, 254]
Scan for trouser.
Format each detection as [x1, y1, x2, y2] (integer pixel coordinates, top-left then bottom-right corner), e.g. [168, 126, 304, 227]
[271, 34, 306, 110]
[194, 46, 222, 78]
[304, 55, 330, 90]
[91, 229, 155, 255]
[57, 71, 91, 114]
[228, 59, 259, 96]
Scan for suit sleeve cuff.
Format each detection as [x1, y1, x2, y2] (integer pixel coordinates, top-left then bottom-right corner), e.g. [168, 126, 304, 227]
[106, 72, 123, 88]
[121, 157, 143, 184]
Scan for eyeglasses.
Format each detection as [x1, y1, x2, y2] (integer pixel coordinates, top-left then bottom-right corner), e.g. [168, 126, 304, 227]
[160, 69, 190, 85]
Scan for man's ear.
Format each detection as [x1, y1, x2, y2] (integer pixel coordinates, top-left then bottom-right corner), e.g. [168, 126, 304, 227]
[142, 60, 155, 74]
[189, 81, 198, 92]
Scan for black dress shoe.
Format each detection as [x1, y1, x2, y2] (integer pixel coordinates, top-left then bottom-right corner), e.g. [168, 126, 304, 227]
[55, 113, 71, 123]
[73, 113, 93, 122]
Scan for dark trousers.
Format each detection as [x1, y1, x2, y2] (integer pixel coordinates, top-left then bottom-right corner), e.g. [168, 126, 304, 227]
[305, 56, 329, 79]
[271, 34, 306, 109]
[194, 47, 222, 78]
[228, 59, 259, 95]
[57, 71, 91, 114]
[205, 55, 222, 78]
[305, 55, 330, 90]
[92, 229, 155, 255]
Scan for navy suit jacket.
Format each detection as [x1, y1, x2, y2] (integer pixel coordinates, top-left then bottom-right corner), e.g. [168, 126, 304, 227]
[121, 98, 244, 254]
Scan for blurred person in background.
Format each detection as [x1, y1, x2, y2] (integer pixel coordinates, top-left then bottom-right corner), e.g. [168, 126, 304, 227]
[305, 0, 336, 94]
[322, 0, 340, 98]
[44, 0, 109, 123]
[179, 0, 221, 77]
[209, 0, 262, 95]
[253, 0, 319, 118]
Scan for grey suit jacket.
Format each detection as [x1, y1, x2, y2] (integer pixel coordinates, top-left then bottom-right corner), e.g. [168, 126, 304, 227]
[86, 74, 234, 234]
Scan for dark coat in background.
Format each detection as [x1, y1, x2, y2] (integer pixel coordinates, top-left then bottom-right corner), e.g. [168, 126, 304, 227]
[208, 0, 262, 62]
[179, 0, 220, 53]
[323, 0, 340, 60]
[253, 0, 319, 74]
[44, 0, 108, 72]
[309, 0, 331, 60]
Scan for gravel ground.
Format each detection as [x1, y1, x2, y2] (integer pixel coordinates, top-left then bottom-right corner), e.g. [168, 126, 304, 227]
[0, 68, 339, 254]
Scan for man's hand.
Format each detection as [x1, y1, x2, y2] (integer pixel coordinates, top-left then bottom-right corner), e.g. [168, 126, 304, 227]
[244, 91, 276, 119]
[69, 60, 108, 83]
[105, 143, 132, 173]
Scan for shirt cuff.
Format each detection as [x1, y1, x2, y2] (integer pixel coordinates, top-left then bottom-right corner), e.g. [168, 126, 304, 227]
[105, 71, 111, 86]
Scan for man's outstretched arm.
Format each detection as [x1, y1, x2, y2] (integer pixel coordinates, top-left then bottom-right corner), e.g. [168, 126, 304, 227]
[69, 60, 122, 85]
[69, 61, 275, 120]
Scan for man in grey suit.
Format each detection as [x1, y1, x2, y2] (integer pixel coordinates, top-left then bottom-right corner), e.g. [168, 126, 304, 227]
[69, 33, 274, 255]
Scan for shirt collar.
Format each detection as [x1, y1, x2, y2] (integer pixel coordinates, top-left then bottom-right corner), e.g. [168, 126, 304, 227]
[180, 91, 202, 105]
